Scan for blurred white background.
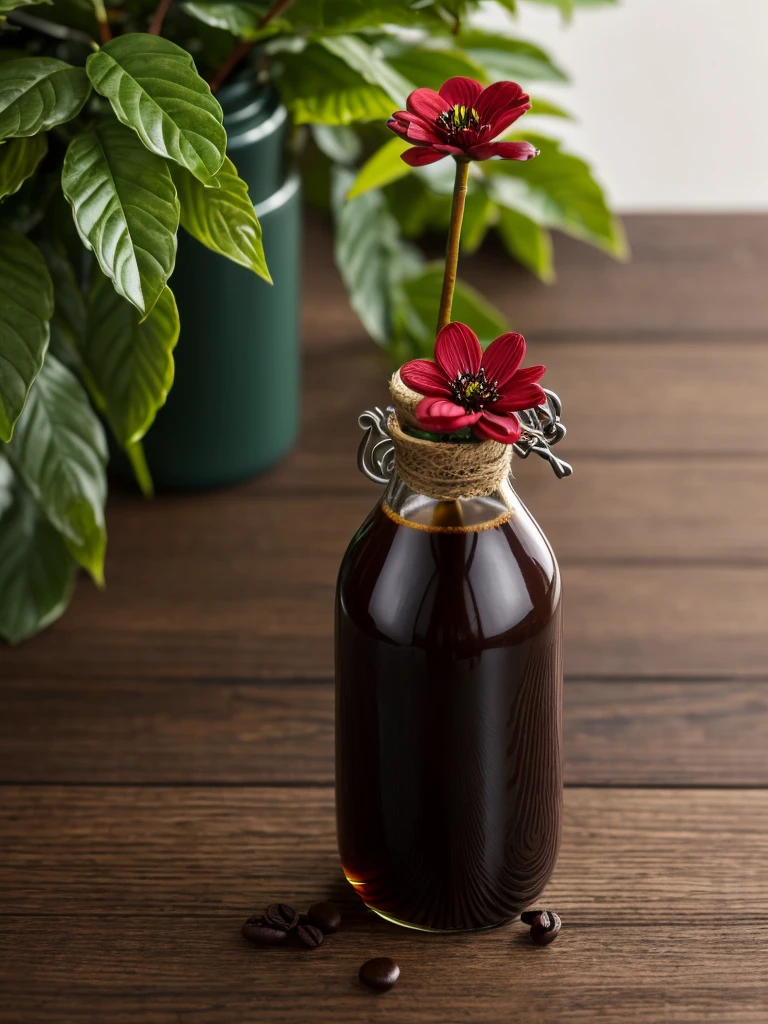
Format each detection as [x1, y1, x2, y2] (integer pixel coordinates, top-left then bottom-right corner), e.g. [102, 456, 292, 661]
[481, 0, 768, 212]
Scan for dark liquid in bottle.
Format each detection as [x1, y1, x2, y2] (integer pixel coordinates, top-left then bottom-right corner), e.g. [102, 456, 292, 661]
[335, 496, 562, 931]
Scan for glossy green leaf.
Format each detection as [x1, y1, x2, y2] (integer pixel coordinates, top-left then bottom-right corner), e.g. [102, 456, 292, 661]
[86, 33, 226, 185]
[125, 439, 153, 498]
[347, 135, 410, 199]
[5, 353, 107, 584]
[456, 31, 568, 84]
[0, 133, 47, 199]
[484, 133, 628, 258]
[285, 0, 423, 32]
[171, 157, 270, 281]
[393, 264, 509, 360]
[84, 271, 179, 447]
[62, 121, 179, 318]
[460, 190, 496, 254]
[180, 2, 286, 40]
[37, 239, 86, 372]
[319, 35, 412, 108]
[0, 228, 53, 442]
[277, 43, 394, 125]
[0, 58, 89, 140]
[332, 166, 421, 344]
[389, 47, 488, 92]
[497, 205, 554, 282]
[0, 460, 76, 645]
[529, 95, 571, 119]
[310, 124, 362, 164]
[0, 0, 52, 10]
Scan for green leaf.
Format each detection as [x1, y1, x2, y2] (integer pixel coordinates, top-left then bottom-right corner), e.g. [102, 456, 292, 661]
[0, 228, 53, 442]
[319, 35, 412, 108]
[529, 95, 572, 119]
[285, 0, 424, 32]
[393, 264, 509, 360]
[0, 58, 89, 140]
[125, 439, 153, 498]
[171, 157, 270, 281]
[84, 271, 179, 447]
[37, 239, 86, 372]
[0, 0, 52, 10]
[456, 31, 568, 84]
[0, 133, 47, 200]
[180, 2, 286, 40]
[347, 135, 410, 199]
[310, 123, 362, 164]
[484, 134, 628, 258]
[0, 461, 76, 644]
[497, 205, 554, 282]
[86, 33, 226, 185]
[5, 353, 107, 584]
[332, 166, 421, 345]
[389, 47, 488, 92]
[62, 121, 179, 318]
[460, 190, 496, 254]
[277, 42, 394, 125]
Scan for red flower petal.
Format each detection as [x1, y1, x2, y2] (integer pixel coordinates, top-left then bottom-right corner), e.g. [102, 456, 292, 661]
[416, 397, 481, 433]
[494, 382, 547, 413]
[513, 364, 546, 386]
[434, 322, 483, 378]
[407, 87, 447, 122]
[387, 118, 410, 140]
[467, 140, 539, 161]
[400, 146, 446, 166]
[476, 81, 530, 136]
[473, 410, 522, 444]
[438, 77, 484, 109]
[399, 359, 452, 397]
[481, 332, 526, 387]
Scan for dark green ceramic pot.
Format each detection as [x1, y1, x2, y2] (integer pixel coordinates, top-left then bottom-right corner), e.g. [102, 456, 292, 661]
[137, 76, 301, 489]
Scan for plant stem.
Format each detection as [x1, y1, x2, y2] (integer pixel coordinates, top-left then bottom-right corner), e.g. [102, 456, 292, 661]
[209, 0, 294, 92]
[7, 10, 97, 47]
[436, 157, 470, 334]
[148, 0, 173, 35]
[92, 0, 111, 43]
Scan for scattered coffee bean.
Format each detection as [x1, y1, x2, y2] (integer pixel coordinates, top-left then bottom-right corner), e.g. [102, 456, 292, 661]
[308, 901, 341, 934]
[294, 923, 324, 949]
[520, 909, 548, 926]
[359, 957, 400, 991]
[242, 917, 288, 945]
[530, 911, 561, 946]
[264, 903, 299, 932]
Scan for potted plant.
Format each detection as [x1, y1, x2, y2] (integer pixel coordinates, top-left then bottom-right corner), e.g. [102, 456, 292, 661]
[0, 0, 623, 642]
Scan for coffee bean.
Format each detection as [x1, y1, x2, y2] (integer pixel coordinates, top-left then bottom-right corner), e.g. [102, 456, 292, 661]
[530, 911, 561, 946]
[520, 909, 548, 926]
[264, 903, 299, 932]
[308, 901, 341, 934]
[242, 917, 288, 945]
[359, 957, 400, 991]
[295, 923, 324, 949]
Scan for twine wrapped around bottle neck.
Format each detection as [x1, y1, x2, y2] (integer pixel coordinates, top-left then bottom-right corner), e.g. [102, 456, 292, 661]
[388, 370, 513, 501]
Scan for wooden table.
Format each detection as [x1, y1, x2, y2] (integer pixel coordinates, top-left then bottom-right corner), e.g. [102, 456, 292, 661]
[2, 214, 768, 1022]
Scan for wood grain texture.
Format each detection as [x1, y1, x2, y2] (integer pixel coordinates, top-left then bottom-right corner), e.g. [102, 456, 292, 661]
[2, 678, 767, 787]
[1, 787, 766, 922]
[1, 918, 767, 1024]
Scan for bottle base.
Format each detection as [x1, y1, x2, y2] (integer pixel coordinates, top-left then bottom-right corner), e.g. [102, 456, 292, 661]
[364, 902, 517, 934]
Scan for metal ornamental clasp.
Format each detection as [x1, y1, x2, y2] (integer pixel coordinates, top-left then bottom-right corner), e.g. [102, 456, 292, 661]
[357, 389, 572, 484]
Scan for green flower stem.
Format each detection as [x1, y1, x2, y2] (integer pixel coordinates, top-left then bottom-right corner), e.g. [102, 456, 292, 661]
[92, 0, 111, 43]
[436, 157, 470, 334]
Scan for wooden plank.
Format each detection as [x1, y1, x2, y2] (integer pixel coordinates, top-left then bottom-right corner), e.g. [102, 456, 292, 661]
[1, 916, 767, 1024]
[300, 213, 768, 342]
[3, 563, 767, 680]
[2, 679, 767, 787]
[1, 787, 766, 923]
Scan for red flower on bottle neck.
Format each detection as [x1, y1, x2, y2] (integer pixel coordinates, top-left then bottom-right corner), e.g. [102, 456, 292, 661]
[388, 76, 539, 167]
[399, 322, 546, 444]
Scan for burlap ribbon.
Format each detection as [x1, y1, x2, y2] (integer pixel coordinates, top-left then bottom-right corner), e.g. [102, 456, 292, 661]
[388, 370, 513, 501]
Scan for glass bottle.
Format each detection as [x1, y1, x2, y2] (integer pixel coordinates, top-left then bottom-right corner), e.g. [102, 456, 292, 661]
[335, 460, 563, 932]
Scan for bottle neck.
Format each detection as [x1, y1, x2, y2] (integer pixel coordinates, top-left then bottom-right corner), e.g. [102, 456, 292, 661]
[383, 473, 518, 532]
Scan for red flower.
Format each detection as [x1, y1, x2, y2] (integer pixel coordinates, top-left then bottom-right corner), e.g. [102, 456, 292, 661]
[399, 322, 546, 444]
[388, 77, 539, 167]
